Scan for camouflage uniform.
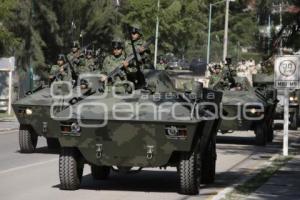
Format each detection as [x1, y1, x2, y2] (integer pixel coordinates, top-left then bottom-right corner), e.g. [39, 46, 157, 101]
[67, 41, 86, 75]
[49, 64, 72, 82]
[102, 54, 126, 76]
[209, 73, 222, 88]
[125, 23, 152, 71]
[156, 63, 166, 70]
[85, 57, 97, 72]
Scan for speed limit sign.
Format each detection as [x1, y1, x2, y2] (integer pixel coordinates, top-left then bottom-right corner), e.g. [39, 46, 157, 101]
[274, 55, 300, 156]
[275, 56, 300, 88]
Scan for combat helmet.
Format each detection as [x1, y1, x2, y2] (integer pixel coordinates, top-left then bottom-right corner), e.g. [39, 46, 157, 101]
[72, 40, 80, 49]
[57, 54, 66, 62]
[111, 36, 124, 49]
[129, 23, 142, 35]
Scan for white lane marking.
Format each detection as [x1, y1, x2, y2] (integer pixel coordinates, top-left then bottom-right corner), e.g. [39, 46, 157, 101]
[0, 158, 58, 175]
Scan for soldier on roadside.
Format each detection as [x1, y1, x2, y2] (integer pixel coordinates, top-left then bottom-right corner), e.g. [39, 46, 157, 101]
[48, 54, 72, 82]
[156, 56, 166, 70]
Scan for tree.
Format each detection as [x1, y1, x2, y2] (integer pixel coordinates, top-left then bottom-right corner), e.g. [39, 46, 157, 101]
[0, 0, 19, 56]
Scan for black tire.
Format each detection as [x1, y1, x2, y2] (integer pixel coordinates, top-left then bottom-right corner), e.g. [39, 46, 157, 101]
[266, 120, 274, 143]
[59, 148, 84, 190]
[91, 165, 110, 180]
[201, 137, 216, 184]
[47, 138, 60, 149]
[290, 112, 297, 130]
[255, 124, 267, 146]
[19, 127, 38, 153]
[178, 151, 201, 195]
[266, 128, 274, 143]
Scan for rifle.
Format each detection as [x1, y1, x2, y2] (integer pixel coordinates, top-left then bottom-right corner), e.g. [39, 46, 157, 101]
[107, 36, 155, 83]
[65, 55, 79, 84]
[49, 64, 71, 85]
[127, 25, 142, 67]
[224, 58, 236, 88]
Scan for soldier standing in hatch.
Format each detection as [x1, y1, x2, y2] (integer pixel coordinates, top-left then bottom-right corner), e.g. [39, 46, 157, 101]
[208, 64, 223, 88]
[82, 49, 97, 73]
[67, 41, 85, 75]
[125, 23, 153, 71]
[48, 54, 72, 82]
[100, 37, 129, 82]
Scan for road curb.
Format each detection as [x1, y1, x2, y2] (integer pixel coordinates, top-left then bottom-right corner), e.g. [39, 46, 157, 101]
[211, 153, 281, 200]
[0, 128, 18, 134]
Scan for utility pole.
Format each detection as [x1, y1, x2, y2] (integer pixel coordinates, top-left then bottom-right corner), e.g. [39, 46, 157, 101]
[223, 0, 230, 61]
[154, 0, 160, 69]
[280, 2, 283, 55]
[268, 15, 271, 56]
[207, 4, 213, 64]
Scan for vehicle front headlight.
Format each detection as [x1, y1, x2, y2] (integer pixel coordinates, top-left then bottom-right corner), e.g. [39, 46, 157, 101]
[71, 122, 81, 133]
[25, 108, 33, 115]
[250, 108, 257, 114]
[290, 97, 295, 101]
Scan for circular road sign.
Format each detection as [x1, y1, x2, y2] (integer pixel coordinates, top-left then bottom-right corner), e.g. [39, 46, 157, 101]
[279, 60, 297, 77]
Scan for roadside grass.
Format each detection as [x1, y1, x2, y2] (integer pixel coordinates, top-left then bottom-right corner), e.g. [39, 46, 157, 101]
[223, 155, 293, 200]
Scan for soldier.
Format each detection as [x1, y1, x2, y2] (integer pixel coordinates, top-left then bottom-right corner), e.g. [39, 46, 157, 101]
[208, 64, 222, 87]
[156, 56, 166, 70]
[100, 37, 128, 82]
[48, 54, 72, 82]
[125, 23, 153, 71]
[67, 40, 85, 75]
[84, 49, 97, 73]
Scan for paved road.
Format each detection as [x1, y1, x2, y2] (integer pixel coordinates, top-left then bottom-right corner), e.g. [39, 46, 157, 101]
[0, 128, 292, 200]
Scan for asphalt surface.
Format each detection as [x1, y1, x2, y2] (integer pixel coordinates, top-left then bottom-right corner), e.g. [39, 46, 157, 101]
[0, 127, 292, 200]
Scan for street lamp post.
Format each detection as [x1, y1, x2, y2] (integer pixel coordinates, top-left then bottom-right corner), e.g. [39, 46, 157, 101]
[207, 0, 235, 64]
[206, 4, 213, 64]
[154, 0, 160, 69]
[223, 0, 230, 61]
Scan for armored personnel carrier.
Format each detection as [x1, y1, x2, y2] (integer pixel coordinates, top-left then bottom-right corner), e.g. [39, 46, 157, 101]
[215, 76, 277, 145]
[253, 72, 299, 130]
[55, 70, 223, 195]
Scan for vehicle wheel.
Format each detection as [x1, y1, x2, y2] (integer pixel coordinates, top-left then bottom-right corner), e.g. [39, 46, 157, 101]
[91, 165, 110, 180]
[47, 138, 60, 149]
[59, 148, 84, 190]
[290, 112, 297, 130]
[19, 127, 38, 153]
[255, 124, 267, 146]
[201, 137, 216, 184]
[266, 128, 274, 143]
[178, 150, 201, 195]
[265, 121, 274, 143]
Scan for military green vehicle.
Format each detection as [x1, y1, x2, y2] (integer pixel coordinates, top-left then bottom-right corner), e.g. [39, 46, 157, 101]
[12, 74, 99, 153]
[275, 89, 300, 130]
[216, 76, 277, 146]
[253, 73, 300, 130]
[12, 85, 61, 153]
[54, 70, 223, 195]
[166, 69, 205, 91]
